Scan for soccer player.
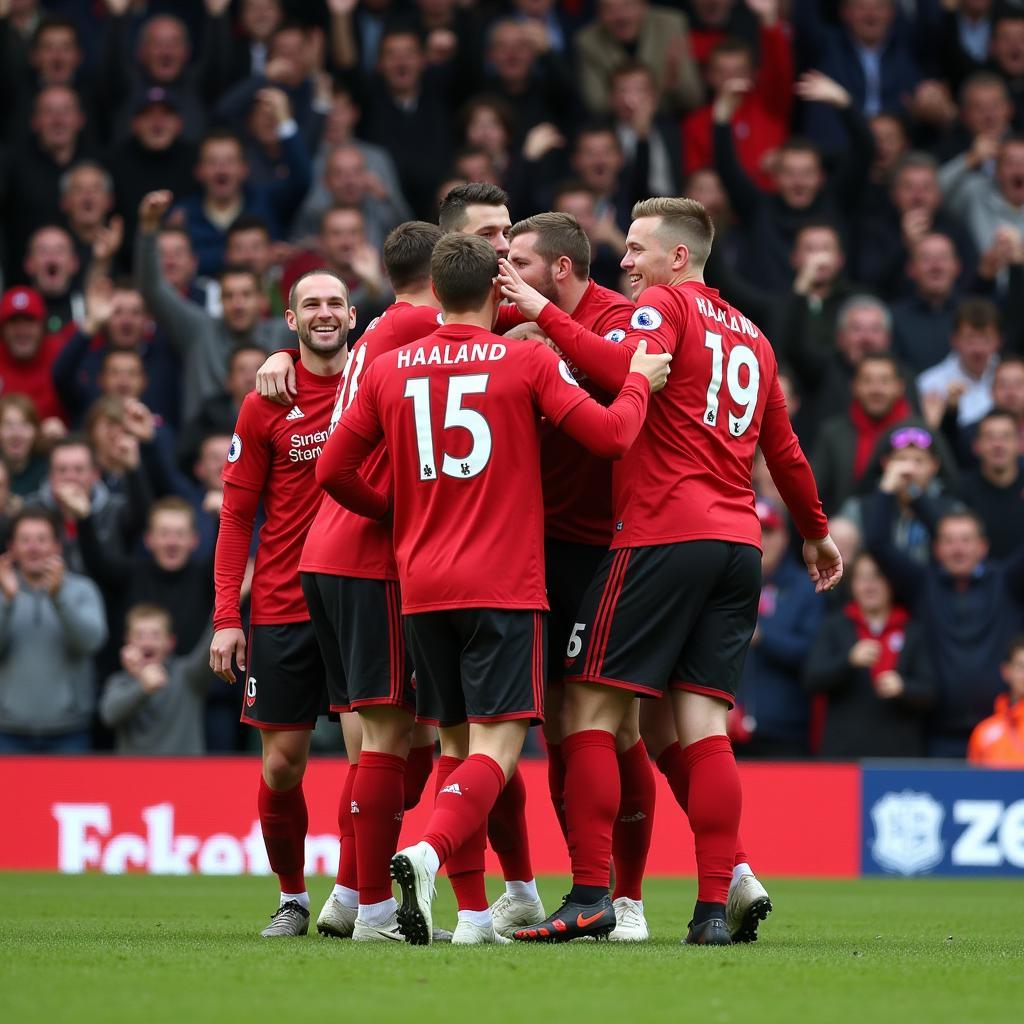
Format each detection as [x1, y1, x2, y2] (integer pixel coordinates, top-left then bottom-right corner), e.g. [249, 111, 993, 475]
[498, 197, 842, 945]
[209, 257, 355, 939]
[437, 182, 511, 256]
[299, 221, 461, 942]
[504, 212, 655, 942]
[315, 234, 670, 945]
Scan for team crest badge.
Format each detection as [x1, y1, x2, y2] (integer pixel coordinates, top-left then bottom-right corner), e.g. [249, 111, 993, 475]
[630, 306, 663, 330]
[870, 790, 944, 876]
[245, 676, 257, 708]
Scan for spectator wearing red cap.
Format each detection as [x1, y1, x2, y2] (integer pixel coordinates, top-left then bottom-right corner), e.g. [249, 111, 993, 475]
[732, 499, 824, 758]
[0, 286, 68, 425]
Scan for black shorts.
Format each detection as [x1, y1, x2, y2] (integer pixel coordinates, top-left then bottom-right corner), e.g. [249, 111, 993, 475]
[545, 539, 607, 684]
[405, 609, 546, 727]
[241, 621, 328, 730]
[301, 572, 413, 713]
[563, 541, 761, 705]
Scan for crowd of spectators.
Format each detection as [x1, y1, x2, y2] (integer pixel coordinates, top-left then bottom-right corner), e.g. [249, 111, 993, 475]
[0, 0, 1022, 766]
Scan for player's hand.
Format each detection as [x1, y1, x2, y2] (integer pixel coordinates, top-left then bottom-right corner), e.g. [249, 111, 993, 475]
[849, 638, 882, 668]
[629, 339, 672, 392]
[875, 669, 905, 698]
[0, 553, 19, 601]
[210, 627, 246, 685]
[139, 191, 173, 234]
[802, 534, 843, 593]
[257, 351, 298, 404]
[497, 258, 550, 320]
[53, 482, 92, 521]
[795, 71, 851, 110]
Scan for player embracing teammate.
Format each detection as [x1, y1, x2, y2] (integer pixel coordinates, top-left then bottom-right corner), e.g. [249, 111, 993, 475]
[498, 197, 842, 945]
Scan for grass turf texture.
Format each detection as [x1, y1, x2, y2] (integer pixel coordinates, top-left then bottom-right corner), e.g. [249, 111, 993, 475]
[1, 875, 1020, 1024]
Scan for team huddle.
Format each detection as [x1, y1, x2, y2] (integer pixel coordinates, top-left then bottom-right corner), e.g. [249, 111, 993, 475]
[208, 183, 843, 947]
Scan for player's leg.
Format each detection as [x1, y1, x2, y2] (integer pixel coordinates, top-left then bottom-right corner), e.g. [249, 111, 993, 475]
[392, 608, 543, 945]
[405, 720, 437, 811]
[541, 684, 568, 837]
[349, 704, 414, 940]
[641, 700, 768, 943]
[300, 572, 360, 937]
[609, 699, 655, 941]
[243, 623, 323, 938]
[669, 543, 763, 947]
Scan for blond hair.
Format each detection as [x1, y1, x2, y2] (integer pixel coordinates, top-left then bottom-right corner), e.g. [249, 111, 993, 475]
[631, 197, 715, 268]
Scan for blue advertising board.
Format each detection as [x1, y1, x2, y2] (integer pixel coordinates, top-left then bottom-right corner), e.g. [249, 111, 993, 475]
[862, 765, 1024, 876]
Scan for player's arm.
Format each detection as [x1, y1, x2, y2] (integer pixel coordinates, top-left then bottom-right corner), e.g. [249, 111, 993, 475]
[256, 348, 300, 404]
[758, 374, 842, 593]
[211, 398, 270, 682]
[536, 342, 669, 458]
[315, 366, 388, 518]
[499, 260, 678, 393]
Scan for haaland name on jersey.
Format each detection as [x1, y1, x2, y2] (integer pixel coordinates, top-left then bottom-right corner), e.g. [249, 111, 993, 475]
[693, 295, 760, 338]
[396, 341, 507, 368]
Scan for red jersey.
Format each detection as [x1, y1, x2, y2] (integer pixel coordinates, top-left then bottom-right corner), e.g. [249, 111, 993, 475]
[299, 302, 443, 579]
[536, 281, 828, 550]
[542, 280, 633, 546]
[214, 360, 343, 630]
[316, 324, 651, 613]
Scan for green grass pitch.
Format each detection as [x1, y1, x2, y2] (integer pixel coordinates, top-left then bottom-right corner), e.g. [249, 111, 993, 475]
[1, 874, 1021, 1024]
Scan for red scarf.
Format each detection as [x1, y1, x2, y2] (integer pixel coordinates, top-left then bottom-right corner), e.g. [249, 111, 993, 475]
[844, 603, 910, 688]
[849, 396, 912, 480]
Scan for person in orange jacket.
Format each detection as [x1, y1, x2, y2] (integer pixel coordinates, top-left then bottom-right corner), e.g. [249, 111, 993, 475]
[967, 636, 1024, 767]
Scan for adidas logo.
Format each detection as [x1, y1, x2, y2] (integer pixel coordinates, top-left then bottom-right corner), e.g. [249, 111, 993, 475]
[618, 811, 647, 823]
[350, 800, 360, 814]
[440, 783, 463, 796]
[285, 405, 305, 420]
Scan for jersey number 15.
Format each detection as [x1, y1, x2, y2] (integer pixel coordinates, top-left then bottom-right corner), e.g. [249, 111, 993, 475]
[404, 375, 492, 481]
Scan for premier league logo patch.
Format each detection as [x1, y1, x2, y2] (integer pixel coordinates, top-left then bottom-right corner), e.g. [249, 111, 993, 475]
[630, 306, 663, 330]
[558, 360, 580, 387]
[604, 329, 626, 343]
[228, 433, 242, 463]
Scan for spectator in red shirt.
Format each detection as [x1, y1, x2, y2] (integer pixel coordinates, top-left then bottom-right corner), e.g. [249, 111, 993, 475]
[683, 0, 793, 191]
[0, 286, 67, 425]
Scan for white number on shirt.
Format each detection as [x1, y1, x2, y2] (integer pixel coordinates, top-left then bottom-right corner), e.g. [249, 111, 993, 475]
[329, 344, 367, 433]
[702, 330, 760, 437]
[403, 374, 492, 481]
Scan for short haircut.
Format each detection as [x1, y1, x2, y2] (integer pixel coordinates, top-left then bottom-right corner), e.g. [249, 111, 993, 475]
[856, 352, 903, 378]
[977, 407, 1019, 432]
[226, 214, 271, 240]
[960, 69, 1011, 103]
[32, 15, 79, 48]
[125, 602, 173, 634]
[10, 505, 61, 542]
[59, 160, 113, 196]
[997, 353, 1024, 373]
[148, 495, 196, 530]
[794, 219, 841, 243]
[954, 296, 1000, 332]
[157, 225, 193, 247]
[508, 212, 591, 280]
[49, 433, 94, 465]
[776, 136, 821, 161]
[458, 95, 517, 142]
[218, 264, 261, 289]
[0, 393, 41, 429]
[438, 182, 509, 232]
[708, 36, 754, 63]
[85, 394, 126, 432]
[937, 509, 986, 539]
[610, 60, 656, 86]
[430, 234, 498, 313]
[552, 179, 595, 205]
[999, 132, 1024, 155]
[287, 268, 349, 311]
[228, 343, 270, 371]
[837, 294, 892, 334]
[894, 151, 939, 179]
[383, 221, 443, 291]
[378, 26, 424, 54]
[630, 196, 715, 268]
[199, 128, 244, 157]
[100, 347, 143, 372]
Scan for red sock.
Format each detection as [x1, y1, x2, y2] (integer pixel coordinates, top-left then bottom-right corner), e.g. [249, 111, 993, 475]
[336, 764, 358, 890]
[612, 740, 655, 902]
[546, 741, 568, 840]
[404, 743, 435, 811]
[432, 755, 488, 911]
[351, 751, 405, 904]
[258, 777, 307, 894]
[563, 730, 619, 888]
[486, 766, 534, 882]
[424, 754, 505, 866]
[684, 736, 741, 904]
[657, 740, 749, 867]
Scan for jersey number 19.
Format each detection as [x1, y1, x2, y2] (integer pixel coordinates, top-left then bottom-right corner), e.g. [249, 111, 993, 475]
[702, 330, 760, 437]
